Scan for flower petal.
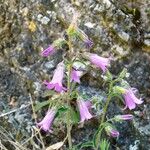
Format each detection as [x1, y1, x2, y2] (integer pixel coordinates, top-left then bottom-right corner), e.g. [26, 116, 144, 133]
[123, 93, 136, 110]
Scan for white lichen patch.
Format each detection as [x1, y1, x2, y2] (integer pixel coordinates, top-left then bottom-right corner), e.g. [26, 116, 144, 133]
[129, 140, 140, 150]
[84, 22, 95, 29]
[37, 14, 50, 25]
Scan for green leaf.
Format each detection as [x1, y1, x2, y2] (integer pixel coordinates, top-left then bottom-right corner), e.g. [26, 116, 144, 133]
[79, 141, 94, 149]
[34, 100, 50, 111]
[42, 90, 56, 97]
[69, 146, 78, 150]
[100, 139, 110, 150]
[120, 79, 130, 88]
[55, 106, 68, 118]
[93, 122, 112, 148]
[70, 90, 78, 99]
[93, 127, 102, 148]
[69, 107, 79, 124]
[105, 70, 113, 81]
[118, 68, 127, 79]
[92, 96, 103, 112]
[110, 93, 124, 102]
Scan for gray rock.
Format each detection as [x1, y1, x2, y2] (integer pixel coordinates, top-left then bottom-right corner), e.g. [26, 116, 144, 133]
[0, 0, 150, 149]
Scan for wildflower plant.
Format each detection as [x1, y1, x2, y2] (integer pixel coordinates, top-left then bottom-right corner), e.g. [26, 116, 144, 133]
[36, 13, 143, 150]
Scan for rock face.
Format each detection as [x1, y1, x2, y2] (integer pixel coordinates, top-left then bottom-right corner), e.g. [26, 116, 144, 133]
[0, 0, 150, 149]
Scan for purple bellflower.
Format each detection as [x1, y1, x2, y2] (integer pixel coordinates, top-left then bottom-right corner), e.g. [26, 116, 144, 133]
[41, 45, 55, 57]
[114, 114, 133, 121]
[43, 62, 66, 92]
[105, 126, 119, 138]
[37, 109, 56, 132]
[71, 69, 83, 83]
[77, 100, 93, 122]
[86, 53, 110, 72]
[123, 88, 143, 110]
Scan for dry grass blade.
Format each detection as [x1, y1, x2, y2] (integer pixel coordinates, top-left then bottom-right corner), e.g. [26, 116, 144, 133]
[46, 142, 64, 150]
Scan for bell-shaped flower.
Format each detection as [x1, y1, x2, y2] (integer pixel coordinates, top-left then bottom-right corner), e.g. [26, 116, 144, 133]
[85, 53, 110, 72]
[37, 109, 56, 132]
[123, 88, 143, 110]
[71, 69, 83, 83]
[41, 45, 55, 57]
[77, 100, 93, 122]
[43, 62, 66, 92]
[105, 126, 119, 138]
[113, 86, 143, 110]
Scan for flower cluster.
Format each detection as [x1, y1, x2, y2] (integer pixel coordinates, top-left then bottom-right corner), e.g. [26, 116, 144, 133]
[42, 54, 110, 93]
[37, 13, 143, 149]
[38, 27, 111, 132]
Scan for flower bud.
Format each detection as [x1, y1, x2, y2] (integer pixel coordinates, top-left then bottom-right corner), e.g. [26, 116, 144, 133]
[105, 126, 119, 138]
[114, 114, 133, 121]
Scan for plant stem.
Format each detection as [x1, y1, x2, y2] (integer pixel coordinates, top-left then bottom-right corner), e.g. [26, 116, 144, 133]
[95, 81, 114, 150]
[67, 63, 73, 149]
[66, 36, 73, 149]
[95, 96, 112, 150]
[100, 95, 111, 126]
[101, 81, 114, 124]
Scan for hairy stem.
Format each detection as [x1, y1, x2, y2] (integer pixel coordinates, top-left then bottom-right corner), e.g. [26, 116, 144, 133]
[67, 63, 72, 149]
[66, 37, 73, 149]
[95, 81, 114, 150]
[100, 95, 111, 126]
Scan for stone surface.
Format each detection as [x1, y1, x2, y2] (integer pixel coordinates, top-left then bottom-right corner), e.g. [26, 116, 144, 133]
[0, 0, 150, 149]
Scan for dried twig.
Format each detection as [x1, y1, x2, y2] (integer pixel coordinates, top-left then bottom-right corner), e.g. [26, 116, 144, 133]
[0, 103, 31, 118]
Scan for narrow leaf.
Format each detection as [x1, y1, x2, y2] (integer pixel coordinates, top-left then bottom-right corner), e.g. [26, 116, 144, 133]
[118, 68, 127, 79]
[34, 100, 50, 111]
[80, 141, 93, 149]
[42, 90, 56, 97]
